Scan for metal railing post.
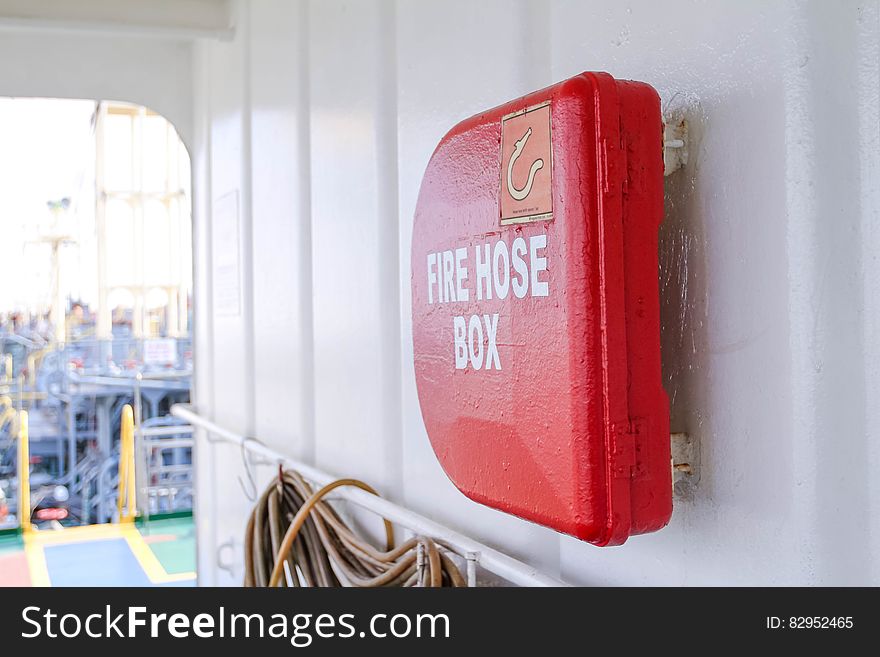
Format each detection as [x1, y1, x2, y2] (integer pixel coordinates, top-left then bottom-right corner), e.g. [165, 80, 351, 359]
[116, 404, 137, 522]
[133, 373, 149, 524]
[18, 410, 31, 534]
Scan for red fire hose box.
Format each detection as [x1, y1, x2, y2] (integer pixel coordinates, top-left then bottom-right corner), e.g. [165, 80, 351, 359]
[411, 72, 671, 545]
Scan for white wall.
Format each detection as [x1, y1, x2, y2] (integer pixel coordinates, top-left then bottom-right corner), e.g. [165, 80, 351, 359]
[3, 0, 879, 586]
[190, 0, 880, 586]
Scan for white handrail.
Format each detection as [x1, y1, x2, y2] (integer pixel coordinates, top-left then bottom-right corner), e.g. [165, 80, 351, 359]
[170, 403, 566, 587]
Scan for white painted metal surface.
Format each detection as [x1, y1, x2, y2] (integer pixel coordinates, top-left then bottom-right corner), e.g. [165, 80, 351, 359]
[0, 0, 232, 39]
[1, 0, 879, 586]
[0, 30, 194, 143]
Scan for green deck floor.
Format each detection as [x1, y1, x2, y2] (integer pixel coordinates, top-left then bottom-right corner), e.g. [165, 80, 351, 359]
[0, 533, 23, 556]
[137, 516, 196, 575]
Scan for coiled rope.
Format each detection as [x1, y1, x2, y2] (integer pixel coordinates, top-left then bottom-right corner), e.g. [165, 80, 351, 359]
[244, 470, 466, 587]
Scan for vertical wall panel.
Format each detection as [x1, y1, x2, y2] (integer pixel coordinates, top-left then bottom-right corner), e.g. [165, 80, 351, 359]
[191, 38, 217, 585]
[308, 0, 402, 494]
[249, 0, 315, 462]
[856, 1, 880, 586]
[782, 1, 871, 585]
[200, 0, 255, 586]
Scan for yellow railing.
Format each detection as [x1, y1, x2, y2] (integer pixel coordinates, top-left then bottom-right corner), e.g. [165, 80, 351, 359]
[116, 404, 137, 522]
[18, 410, 31, 534]
[0, 391, 47, 402]
[0, 395, 16, 429]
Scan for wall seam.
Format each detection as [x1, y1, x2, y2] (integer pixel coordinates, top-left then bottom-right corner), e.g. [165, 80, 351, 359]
[297, 0, 316, 465]
[241, 0, 257, 436]
[381, 0, 403, 500]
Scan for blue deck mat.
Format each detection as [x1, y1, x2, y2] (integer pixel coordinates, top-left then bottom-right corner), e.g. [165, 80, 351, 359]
[43, 538, 154, 587]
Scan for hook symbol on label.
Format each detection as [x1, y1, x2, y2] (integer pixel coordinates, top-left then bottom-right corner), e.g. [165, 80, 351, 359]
[506, 127, 544, 201]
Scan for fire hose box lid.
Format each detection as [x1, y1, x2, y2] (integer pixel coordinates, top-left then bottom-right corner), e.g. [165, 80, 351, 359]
[411, 72, 671, 545]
